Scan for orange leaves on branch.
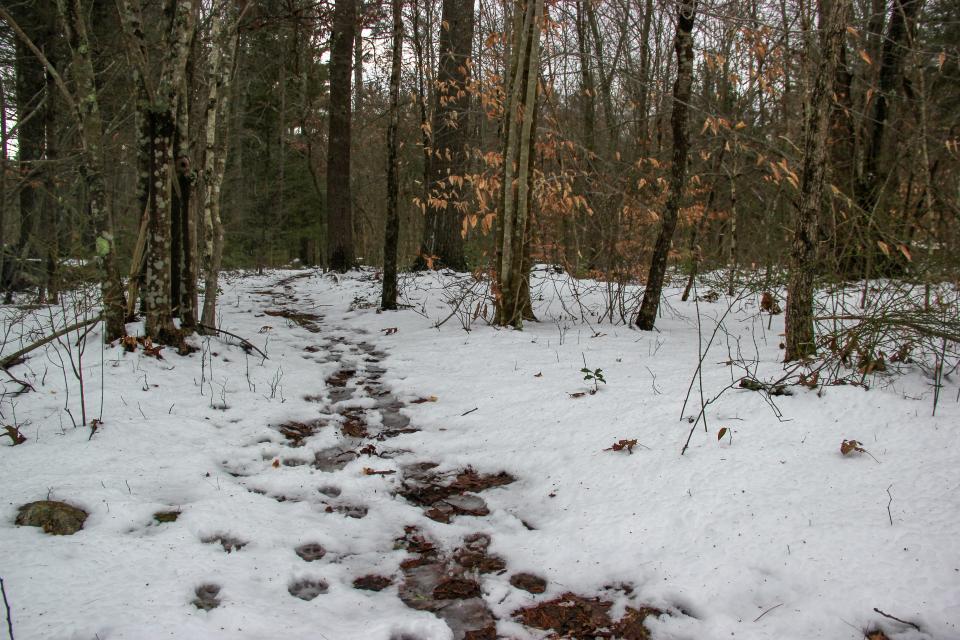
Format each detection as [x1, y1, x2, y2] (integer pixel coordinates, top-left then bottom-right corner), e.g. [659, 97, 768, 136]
[858, 49, 873, 66]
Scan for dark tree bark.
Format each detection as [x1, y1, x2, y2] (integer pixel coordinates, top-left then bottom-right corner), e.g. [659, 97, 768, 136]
[635, 0, 696, 331]
[784, 0, 851, 361]
[381, 0, 402, 310]
[419, 0, 474, 271]
[327, 0, 356, 272]
[6, 1, 52, 292]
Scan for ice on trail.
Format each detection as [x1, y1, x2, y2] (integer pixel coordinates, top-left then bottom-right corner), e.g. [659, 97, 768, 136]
[0, 268, 957, 639]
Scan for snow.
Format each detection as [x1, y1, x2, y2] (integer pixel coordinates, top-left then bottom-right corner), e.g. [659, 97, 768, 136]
[1, 268, 958, 640]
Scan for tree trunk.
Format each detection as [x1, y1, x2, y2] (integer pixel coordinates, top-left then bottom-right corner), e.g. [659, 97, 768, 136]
[41, 0, 127, 340]
[327, 0, 356, 272]
[381, 0, 402, 310]
[141, 0, 198, 344]
[8, 1, 50, 292]
[784, 0, 851, 361]
[635, 0, 696, 331]
[419, 0, 474, 271]
[495, 0, 542, 328]
[201, 1, 241, 329]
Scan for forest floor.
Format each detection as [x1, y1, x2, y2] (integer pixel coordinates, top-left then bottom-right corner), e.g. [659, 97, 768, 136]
[0, 268, 958, 640]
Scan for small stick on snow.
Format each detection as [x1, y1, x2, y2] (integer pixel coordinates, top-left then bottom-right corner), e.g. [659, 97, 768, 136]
[873, 607, 921, 632]
[460, 407, 478, 416]
[886, 484, 894, 526]
[1, 576, 14, 640]
[753, 602, 783, 622]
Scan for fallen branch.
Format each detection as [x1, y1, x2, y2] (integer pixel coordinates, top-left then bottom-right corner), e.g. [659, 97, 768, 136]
[0, 315, 101, 370]
[886, 485, 894, 526]
[872, 607, 921, 632]
[753, 602, 783, 622]
[197, 324, 268, 359]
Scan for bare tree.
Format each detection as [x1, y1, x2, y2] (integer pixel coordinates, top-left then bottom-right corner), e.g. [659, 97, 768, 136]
[382, 0, 403, 309]
[327, 0, 357, 272]
[635, 0, 696, 331]
[784, 0, 851, 361]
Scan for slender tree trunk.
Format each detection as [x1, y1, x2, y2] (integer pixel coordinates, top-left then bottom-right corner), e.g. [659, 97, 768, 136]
[784, 0, 851, 361]
[637, 0, 653, 152]
[381, 0, 402, 310]
[635, 0, 696, 331]
[327, 0, 356, 272]
[495, 0, 542, 328]
[201, 1, 241, 329]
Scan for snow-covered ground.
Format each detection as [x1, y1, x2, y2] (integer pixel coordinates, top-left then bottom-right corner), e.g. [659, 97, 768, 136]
[1, 269, 957, 640]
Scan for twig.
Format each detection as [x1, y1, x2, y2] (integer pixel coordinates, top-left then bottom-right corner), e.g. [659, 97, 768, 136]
[1, 576, 14, 640]
[197, 323, 268, 359]
[0, 316, 102, 369]
[460, 407, 478, 416]
[885, 484, 894, 526]
[872, 607, 921, 632]
[752, 602, 783, 623]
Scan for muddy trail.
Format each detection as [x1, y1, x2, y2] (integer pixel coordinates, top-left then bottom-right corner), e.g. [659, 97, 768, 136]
[237, 272, 670, 639]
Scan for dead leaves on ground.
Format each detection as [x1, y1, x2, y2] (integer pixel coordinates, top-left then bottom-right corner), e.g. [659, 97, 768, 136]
[2, 425, 26, 445]
[515, 593, 664, 639]
[121, 335, 163, 358]
[840, 439, 880, 463]
[605, 439, 638, 454]
[411, 395, 438, 404]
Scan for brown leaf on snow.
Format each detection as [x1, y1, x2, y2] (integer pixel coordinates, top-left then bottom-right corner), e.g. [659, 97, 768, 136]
[605, 439, 638, 454]
[840, 439, 866, 456]
[411, 395, 438, 404]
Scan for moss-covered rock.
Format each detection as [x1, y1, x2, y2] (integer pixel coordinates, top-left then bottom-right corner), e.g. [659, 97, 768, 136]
[15, 500, 88, 535]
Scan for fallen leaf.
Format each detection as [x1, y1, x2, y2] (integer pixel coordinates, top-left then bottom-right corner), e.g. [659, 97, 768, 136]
[605, 439, 638, 454]
[411, 395, 438, 404]
[272, 458, 281, 468]
[840, 439, 865, 456]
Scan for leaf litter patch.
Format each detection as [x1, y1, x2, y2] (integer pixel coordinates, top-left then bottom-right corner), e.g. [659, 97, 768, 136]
[514, 592, 665, 639]
[399, 464, 514, 523]
[276, 419, 325, 447]
[396, 526, 497, 639]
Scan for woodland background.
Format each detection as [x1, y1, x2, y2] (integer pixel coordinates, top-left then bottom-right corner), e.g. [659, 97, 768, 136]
[0, 0, 958, 350]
